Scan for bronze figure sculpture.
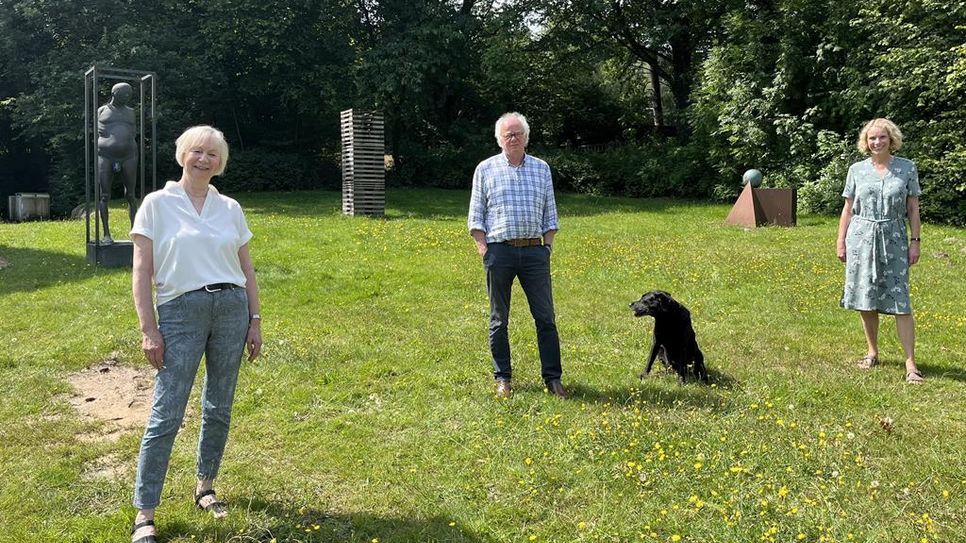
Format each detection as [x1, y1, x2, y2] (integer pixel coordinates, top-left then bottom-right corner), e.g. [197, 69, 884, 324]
[96, 82, 139, 244]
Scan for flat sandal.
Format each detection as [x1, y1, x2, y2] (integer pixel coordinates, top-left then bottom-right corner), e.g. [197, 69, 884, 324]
[195, 489, 228, 518]
[131, 519, 156, 543]
[905, 369, 925, 384]
[856, 354, 879, 369]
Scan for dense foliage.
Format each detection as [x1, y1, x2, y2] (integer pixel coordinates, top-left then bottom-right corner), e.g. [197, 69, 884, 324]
[1, 0, 964, 223]
[688, 0, 966, 224]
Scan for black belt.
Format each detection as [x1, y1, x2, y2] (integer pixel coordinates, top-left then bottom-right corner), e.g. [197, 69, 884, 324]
[196, 283, 241, 293]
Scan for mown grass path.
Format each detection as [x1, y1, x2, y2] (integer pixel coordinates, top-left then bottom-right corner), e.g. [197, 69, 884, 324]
[1, 188, 963, 542]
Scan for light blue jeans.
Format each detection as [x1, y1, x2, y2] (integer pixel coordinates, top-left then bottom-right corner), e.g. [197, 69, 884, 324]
[133, 287, 249, 509]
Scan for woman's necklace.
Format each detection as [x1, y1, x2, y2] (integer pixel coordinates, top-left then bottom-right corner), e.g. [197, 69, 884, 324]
[182, 181, 208, 213]
[182, 180, 208, 199]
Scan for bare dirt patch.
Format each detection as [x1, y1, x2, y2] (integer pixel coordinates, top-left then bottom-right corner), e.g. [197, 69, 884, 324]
[68, 354, 153, 443]
[81, 452, 130, 481]
[0, 255, 9, 269]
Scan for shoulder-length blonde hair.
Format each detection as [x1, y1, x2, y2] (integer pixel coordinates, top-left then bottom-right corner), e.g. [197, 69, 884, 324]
[857, 118, 903, 154]
[175, 125, 230, 176]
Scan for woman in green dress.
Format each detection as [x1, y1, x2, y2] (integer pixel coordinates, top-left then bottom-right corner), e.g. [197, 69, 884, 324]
[836, 118, 923, 383]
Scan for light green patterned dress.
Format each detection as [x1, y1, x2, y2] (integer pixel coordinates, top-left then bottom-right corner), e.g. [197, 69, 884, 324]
[840, 156, 921, 315]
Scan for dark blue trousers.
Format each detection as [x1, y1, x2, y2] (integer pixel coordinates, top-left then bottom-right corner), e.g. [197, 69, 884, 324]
[483, 242, 562, 383]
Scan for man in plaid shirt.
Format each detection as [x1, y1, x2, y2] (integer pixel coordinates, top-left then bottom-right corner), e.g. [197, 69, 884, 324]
[468, 112, 566, 399]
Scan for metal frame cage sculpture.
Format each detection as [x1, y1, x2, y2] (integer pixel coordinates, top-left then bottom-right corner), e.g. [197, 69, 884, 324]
[83, 65, 158, 266]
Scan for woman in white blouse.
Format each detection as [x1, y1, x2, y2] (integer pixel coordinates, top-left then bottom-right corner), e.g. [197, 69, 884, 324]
[129, 125, 262, 543]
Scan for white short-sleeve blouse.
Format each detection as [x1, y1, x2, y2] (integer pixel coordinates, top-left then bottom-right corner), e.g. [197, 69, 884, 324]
[131, 181, 253, 306]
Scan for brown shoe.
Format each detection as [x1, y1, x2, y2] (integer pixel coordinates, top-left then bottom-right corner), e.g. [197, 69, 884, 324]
[495, 379, 512, 398]
[546, 379, 568, 398]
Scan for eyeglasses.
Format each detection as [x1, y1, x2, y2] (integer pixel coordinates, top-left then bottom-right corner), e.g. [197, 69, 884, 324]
[502, 131, 525, 141]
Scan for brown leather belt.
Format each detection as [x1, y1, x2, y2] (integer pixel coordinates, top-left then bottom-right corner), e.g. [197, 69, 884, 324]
[503, 238, 543, 247]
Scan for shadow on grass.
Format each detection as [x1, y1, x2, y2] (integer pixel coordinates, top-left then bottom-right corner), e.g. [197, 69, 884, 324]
[157, 502, 496, 543]
[0, 245, 124, 296]
[237, 188, 708, 222]
[867, 356, 966, 383]
[911, 362, 966, 383]
[564, 370, 739, 411]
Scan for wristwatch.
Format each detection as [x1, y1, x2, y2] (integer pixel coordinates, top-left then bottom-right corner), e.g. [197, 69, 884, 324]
[250, 313, 261, 321]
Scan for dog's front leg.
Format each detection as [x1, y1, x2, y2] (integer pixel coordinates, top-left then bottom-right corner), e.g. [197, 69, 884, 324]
[693, 347, 709, 383]
[641, 341, 661, 380]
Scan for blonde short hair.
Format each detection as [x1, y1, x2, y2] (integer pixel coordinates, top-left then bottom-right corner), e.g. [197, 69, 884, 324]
[494, 112, 530, 145]
[857, 118, 903, 154]
[175, 125, 230, 176]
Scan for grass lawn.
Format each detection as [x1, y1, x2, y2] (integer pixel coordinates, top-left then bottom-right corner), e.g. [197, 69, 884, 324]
[0, 187, 963, 543]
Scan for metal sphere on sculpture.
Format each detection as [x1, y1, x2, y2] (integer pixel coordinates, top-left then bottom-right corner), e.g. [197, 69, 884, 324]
[742, 169, 763, 188]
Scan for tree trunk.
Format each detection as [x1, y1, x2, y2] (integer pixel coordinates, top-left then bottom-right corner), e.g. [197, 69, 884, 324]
[648, 61, 665, 127]
[669, 26, 694, 142]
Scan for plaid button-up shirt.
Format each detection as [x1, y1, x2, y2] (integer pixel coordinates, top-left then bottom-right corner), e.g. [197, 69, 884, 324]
[467, 152, 559, 243]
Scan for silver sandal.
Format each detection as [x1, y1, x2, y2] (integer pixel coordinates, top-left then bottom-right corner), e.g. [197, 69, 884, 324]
[856, 355, 879, 369]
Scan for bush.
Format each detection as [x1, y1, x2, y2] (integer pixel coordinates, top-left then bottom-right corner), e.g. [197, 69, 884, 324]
[630, 141, 713, 198]
[543, 140, 713, 199]
[217, 148, 338, 193]
[543, 151, 601, 194]
[907, 119, 966, 226]
[46, 152, 84, 218]
[385, 140, 714, 199]
[916, 150, 966, 227]
[794, 124, 966, 225]
[387, 144, 491, 189]
[796, 130, 854, 215]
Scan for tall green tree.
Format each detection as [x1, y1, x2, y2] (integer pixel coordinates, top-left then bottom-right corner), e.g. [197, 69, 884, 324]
[353, 0, 490, 154]
[689, 0, 966, 224]
[528, 0, 734, 135]
[1, 0, 358, 213]
[689, 0, 862, 186]
[847, 0, 966, 224]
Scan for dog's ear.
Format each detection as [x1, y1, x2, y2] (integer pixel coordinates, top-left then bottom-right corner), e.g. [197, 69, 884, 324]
[657, 291, 679, 307]
[652, 291, 679, 313]
[639, 292, 659, 311]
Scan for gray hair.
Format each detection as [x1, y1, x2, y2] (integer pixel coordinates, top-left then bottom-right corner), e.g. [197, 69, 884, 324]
[494, 112, 530, 144]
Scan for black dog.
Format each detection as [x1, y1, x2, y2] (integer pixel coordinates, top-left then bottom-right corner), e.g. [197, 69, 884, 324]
[629, 290, 708, 383]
